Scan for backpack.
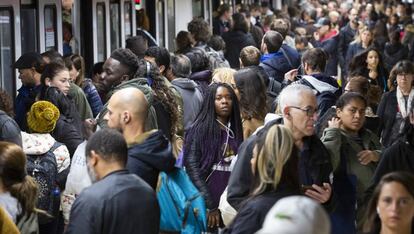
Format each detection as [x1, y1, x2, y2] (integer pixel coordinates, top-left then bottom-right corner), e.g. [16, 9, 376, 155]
[26, 142, 61, 219]
[267, 77, 282, 112]
[157, 168, 207, 234]
[204, 46, 230, 70]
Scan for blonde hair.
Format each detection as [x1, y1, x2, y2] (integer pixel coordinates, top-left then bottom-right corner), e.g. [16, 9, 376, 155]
[253, 125, 295, 195]
[353, 25, 372, 44]
[212, 67, 236, 85]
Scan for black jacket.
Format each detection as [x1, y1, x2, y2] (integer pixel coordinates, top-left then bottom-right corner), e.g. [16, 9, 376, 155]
[51, 116, 83, 157]
[364, 140, 414, 202]
[338, 23, 357, 70]
[312, 35, 339, 76]
[0, 111, 22, 146]
[383, 43, 409, 72]
[225, 187, 299, 234]
[127, 130, 176, 189]
[346, 43, 365, 73]
[260, 44, 301, 82]
[377, 90, 398, 147]
[222, 30, 256, 68]
[66, 170, 160, 234]
[227, 120, 334, 210]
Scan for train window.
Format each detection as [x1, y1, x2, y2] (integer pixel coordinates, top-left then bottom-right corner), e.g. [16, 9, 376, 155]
[124, 1, 132, 38]
[44, 5, 57, 51]
[167, 0, 175, 50]
[21, 6, 38, 54]
[96, 3, 106, 62]
[192, 0, 203, 18]
[110, 1, 121, 52]
[0, 8, 14, 96]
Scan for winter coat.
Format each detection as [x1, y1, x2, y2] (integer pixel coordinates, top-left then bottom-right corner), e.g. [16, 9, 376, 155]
[82, 79, 103, 117]
[321, 127, 382, 229]
[222, 30, 256, 68]
[213, 18, 230, 36]
[68, 83, 93, 121]
[225, 187, 300, 234]
[171, 78, 203, 132]
[127, 130, 176, 189]
[51, 116, 83, 157]
[21, 132, 70, 174]
[383, 43, 409, 72]
[14, 85, 42, 132]
[260, 44, 301, 82]
[66, 170, 160, 234]
[312, 35, 339, 76]
[346, 43, 365, 73]
[189, 70, 212, 95]
[227, 118, 333, 210]
[97, 78, 158, 131]
[0, 111, 22, 146]
[377, 90, 399, 147]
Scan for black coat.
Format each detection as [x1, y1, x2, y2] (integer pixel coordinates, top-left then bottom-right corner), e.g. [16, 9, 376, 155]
[313, 35, 340, 76]
[225, 187, 299, 234]
[338, 23, 357, 70]
[51, 116, 83, 157]
[66, 170, 160, 234]
[260, 44, 301, 82]
[127, 130, 176, 189]
[222, 30, 256, 68]
[227, 119, 334, 210]
[383, 43, 409, 72]
[0, 111, 22, 147]
[377, 90, 398, 147]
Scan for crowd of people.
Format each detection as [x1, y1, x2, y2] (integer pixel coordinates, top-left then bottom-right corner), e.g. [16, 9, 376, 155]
[1, 0, 414, 233]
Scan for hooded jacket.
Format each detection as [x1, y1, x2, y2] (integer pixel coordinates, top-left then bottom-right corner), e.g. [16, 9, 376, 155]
[97, 78, 158, 130]
[383, 42, 409, 72]
[338, 23, 357, 69]
[127, 130, 176, 189]
[21, 132, 70, 174]
[222, 30, 256, 68]
[0, 111, 22, 146]
[312, 35, 339, 76]
[171, 78, 203, 132]
[260, 44, 301, 82]
[190, 70, 212, 95]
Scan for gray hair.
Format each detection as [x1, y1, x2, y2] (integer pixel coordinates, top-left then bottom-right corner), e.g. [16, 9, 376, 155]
[278, 84, 314, 111]
[170, 54, 192, 78]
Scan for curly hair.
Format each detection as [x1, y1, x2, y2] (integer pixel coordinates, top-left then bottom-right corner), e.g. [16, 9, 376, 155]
[0, 89, 14, 117]
[187, 18, 212, 43]
[135, 59, 179, 137]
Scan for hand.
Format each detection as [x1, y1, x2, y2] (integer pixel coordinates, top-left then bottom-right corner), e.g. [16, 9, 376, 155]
[313, 31, 320, 41]
[305, 183, 332, 204]
[284, 69, 298, 82]
[207, 209, 221, 229]
[84, 118, 97, 140]
[328, 117, 341, 128]
[357, 150, 379, 165]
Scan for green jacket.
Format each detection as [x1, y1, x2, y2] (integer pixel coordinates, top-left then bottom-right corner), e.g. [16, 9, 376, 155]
[69, 83, 93, 120]
[321, 127, 382, 222]
[97, 78, 158, 130]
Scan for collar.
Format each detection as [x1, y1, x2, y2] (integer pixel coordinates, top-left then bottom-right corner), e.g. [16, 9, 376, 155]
[101, 169, 129, 180]
[260, 51, 283, 62]
[128, 129, 157, 147]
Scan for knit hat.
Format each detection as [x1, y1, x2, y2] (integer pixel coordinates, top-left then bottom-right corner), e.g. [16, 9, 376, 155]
[27, 101, 60, 133]
[255, 196, 331, 234]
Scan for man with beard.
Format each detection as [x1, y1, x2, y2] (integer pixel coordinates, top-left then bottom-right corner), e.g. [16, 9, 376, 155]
[66, 129, 160, 234]
[104, 87, 175, 189]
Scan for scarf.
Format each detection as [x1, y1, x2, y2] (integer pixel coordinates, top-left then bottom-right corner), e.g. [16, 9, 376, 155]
[396, 86, 414, 118]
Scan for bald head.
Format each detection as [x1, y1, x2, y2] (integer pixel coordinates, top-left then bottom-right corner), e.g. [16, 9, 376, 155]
[105, 87, 149, 131]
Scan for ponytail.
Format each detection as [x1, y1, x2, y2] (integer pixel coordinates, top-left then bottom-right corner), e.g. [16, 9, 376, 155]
[9, 175, 38, 215]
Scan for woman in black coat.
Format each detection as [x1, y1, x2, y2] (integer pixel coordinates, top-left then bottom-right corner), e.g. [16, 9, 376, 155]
[225, 125, 301, 234]
[222, 13, 256, 69]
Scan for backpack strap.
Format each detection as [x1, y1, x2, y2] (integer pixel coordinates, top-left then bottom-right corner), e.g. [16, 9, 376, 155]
[267, 77, 282, 97]
[280, 47, 294, 69]
[50, 141, 63, 152]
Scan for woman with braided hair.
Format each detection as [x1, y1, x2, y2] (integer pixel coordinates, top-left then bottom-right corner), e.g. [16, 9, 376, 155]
[135, 59, 180, 140]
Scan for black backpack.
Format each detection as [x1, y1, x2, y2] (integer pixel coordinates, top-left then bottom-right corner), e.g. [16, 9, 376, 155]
[26, 142, 61, 219]
[267, 77, 282, 111]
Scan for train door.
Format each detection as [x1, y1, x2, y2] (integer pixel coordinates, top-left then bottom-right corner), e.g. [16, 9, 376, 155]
[0, 0, 20, 97]
[38, 0, 63, 53]
[120, 0, 135, 47]
[91, 0, 110, 63]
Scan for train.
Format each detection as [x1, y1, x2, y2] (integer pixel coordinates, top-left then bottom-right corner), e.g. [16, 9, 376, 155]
[0, 0, 281, 97]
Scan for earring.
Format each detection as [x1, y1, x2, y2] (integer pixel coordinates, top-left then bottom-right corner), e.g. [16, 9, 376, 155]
[376, 207, 380, 214]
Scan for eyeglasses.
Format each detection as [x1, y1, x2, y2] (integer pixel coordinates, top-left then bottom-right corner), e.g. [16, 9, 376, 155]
[288, 106, 318, 117]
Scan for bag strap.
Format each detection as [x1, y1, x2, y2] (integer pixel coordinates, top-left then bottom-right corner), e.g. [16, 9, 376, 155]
[267, 77, 282, 97]
[280, 47, 294, 69]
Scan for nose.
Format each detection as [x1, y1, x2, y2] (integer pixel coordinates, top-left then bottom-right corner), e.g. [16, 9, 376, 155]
[221, 97, 229, 104]
[101, 72, 107, 80]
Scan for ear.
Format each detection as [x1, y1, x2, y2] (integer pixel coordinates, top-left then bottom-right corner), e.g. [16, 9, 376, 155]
[159, 65, 165, 74]
[282, 106, 291, 119]
[88, 150, 99, 166]
[45, 77, 52, 86]
[121, 74, 129, 82]
[122, 111, 131, 124]
[336, 108, 342, 118]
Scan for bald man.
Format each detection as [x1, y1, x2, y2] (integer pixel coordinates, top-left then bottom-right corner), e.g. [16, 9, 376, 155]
[104, 88, 175, 189]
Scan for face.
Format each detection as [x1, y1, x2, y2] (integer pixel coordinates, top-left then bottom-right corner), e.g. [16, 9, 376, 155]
[104, 97, 123, 132]
[318, 25, 330, 37]
[377, 182, 414, 231]
[396, 73, 414, 91]
[215, 86, 233, 122]
[288, 92, 318, 138]
[349, 9, 359, 23]
[69, 65, 78, 83]
[360, 30, 373, 45]
[101, 58, 127, 92]
[337, 98, 366, 134]
[47, 70, 71, 95]
[366, 50, 379, 68]
[18, 68, 35, 86]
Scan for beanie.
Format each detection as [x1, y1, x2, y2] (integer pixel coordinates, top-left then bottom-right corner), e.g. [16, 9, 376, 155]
[27, 101, 60, 133]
